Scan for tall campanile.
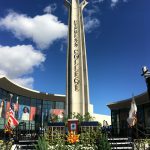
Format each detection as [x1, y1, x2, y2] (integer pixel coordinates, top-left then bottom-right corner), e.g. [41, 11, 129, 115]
[65, 0, 90, 116]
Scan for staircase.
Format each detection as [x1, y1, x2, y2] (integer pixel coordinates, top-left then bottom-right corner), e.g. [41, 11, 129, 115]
[12, 133, 37, 150]
[14, 139, 37, 150]
[108, 137, 133, 150]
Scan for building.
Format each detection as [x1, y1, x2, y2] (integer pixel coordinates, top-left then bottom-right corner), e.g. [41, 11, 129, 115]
[93, 114, 111, 126]
[0, 76, 65, 130]
[0, 75, 111, 131]
[89, 104, 111, 125]
[107, 92, 150, 137]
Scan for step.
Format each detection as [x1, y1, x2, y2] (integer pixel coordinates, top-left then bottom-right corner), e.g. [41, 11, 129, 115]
[19, 144, 35, 147]
[18, 145, 36, 150]
[108, 137, 133, 150]
[108, 138, 129, 141]
[12, 144, 36, 150]
[19, 149, 35, 150]
[110, 142, 132, 145]
[111, 147, 133, 149]
[18, 140, 37, 143]
[20, 149, 36, 150]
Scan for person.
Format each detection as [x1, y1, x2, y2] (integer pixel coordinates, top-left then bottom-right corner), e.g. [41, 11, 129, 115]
[0, 100, 5, 118]
[21, 106, 29, 121]
[102, 120, 107, 133]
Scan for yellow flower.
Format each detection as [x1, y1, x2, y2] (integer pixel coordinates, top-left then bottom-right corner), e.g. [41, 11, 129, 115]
[0, 140, 3, 143]
[4, 128, 13, 134]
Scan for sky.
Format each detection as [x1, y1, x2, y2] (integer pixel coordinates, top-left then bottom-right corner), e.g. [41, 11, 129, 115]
[0, 0, 149, 115]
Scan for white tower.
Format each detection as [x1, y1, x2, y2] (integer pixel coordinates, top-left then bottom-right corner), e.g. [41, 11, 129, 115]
[65, 0, 90, 117]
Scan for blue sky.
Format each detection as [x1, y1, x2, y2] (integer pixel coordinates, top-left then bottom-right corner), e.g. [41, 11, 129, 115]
[0, 0, 149, 115]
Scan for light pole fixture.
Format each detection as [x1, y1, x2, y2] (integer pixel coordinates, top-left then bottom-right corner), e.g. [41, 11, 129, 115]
[141, 66, 150, 99]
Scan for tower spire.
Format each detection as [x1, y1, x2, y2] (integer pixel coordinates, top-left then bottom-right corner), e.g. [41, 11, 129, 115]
[65, 0, 90, 117]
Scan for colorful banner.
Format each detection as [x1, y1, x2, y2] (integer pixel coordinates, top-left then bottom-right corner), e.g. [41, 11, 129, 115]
[30, 107, 36, 121]
[19, 105, 30, 121]
[50, 109, 64, 122]
[50, 109, 64, 116]
[0, 99, 5, 118]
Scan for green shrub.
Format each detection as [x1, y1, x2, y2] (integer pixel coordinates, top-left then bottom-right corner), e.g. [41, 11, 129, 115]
[35, 136, 49, 150]
[97, 134, 111, 150]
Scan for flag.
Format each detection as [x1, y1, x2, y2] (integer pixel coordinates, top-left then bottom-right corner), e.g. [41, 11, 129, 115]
[14, 97, 19, 112]
[4, 94, 18, 133]
[127, 95, 137, 127]
[7, 107, 19, 128]
[5, 106, 19, 133]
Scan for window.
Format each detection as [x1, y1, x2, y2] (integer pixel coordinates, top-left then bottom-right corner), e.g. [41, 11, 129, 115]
[144, 104, 150, 128]
[56, 102, 64, 109]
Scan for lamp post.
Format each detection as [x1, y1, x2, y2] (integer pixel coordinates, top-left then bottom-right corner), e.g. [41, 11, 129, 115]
[141, 66, 150, 99]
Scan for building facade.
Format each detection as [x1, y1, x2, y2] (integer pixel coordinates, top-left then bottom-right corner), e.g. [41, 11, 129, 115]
[0, 76, 65, 130]
[107, 92, 150, 137]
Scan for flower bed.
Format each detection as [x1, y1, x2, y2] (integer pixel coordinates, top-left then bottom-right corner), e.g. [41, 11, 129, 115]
[0, 139, 13, 150]
[48, 144, 97, 150]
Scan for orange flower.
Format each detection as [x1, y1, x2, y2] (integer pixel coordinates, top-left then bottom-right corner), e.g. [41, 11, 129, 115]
[67, 131, 79, 144]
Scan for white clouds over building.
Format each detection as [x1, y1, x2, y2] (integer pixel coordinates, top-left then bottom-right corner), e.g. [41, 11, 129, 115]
[0, 45, 45, 88]
[0, 11, 67, 49]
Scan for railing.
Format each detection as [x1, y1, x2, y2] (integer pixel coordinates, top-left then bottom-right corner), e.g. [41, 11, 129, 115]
[14, 122, 43, 142]
[12, 144, 19, 150]
[135, 126, 150, 139]
[133, 127, 150, 150]
[110, 125, 150, 139]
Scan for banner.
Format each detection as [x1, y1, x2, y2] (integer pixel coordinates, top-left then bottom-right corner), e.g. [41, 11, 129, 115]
[19, 105, 30, 121]
[0, 99, 5, 118]
[30, 107, 36, 121]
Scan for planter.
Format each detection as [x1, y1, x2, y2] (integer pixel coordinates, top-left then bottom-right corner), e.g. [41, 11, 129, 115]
[48, 122, 65, 126]
[80, 121, 99, 126]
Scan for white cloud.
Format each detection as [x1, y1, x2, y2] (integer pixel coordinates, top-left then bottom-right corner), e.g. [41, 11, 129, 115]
[84, 17, 100, 33]
[59, 39, 67, 52]
[13, 77, 34, 89]
[92, 0, 128, 7]
[111, 0, 128, 7]
[123, 0, 128, 2]
[111, 0, 119, 7]
[84, 8, 99, 16]
[43, 3, 57, 14]
[0, 11, 67, 49]
[60, 43, 64, 52]
[84, 6, 100, 33]
[0, 45, 45, 88]
[92, 0, 104, 4]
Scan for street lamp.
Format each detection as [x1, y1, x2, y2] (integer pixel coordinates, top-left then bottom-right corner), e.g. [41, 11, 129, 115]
[141, 66, 150, 99]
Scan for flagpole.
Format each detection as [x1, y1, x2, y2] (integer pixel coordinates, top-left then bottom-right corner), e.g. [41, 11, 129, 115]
[10, 94, 13, 105]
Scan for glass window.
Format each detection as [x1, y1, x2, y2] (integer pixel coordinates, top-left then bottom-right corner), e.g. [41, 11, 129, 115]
[137, 105, 144, 125]
[0, 92, 2, 99]
[30, 99, 36, 121]
[34, 100, 42, 125]
[111, 110, 120, 135]
[36, 99, 42, 105]
[144, 104, 150, 128]
[43, 100, 53, 124]
[56, 102, 64, 109]
[2, 89, 7, 96]
[0, 88, 2, 94]
[31, 99, 36, 107]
